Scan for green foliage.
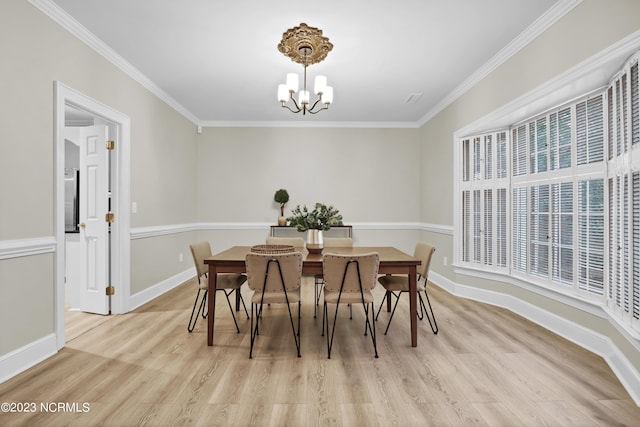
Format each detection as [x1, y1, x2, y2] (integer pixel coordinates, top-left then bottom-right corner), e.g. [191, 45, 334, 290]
[274, 189, 290, 205]
[287, 203, 343, 232]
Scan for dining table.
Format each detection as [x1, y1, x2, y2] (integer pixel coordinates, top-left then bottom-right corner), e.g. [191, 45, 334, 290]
[204, 245, 421, 347]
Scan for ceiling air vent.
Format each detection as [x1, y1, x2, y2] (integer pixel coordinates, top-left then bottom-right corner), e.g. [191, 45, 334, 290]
[405, 93, 423, 104]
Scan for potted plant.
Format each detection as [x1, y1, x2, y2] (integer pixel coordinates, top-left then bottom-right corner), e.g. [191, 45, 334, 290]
[287, 203, 343, 252]
[274, 189, 290, 226]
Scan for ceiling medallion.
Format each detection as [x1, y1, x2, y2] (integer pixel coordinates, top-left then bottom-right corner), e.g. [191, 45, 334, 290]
[277, 23, 333, 66]
[277, 23, 334, 115]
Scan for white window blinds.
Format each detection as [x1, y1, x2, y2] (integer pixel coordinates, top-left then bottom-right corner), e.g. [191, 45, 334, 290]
[460, 95, 606, 299]
[607, 56, 640, 335]
[459, 131, 509, 271]
[456, 50, 640, 337]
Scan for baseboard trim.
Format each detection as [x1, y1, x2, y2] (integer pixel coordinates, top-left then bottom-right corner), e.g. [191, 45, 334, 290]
[0, 334, 57, 384]
[429, 271, 640, 406]
[128, 267, 195, 311]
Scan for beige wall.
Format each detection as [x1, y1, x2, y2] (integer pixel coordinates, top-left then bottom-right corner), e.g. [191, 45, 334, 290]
[0, 255, 54, 354]
[197, 127, 421, 223]
[0, 0, 197, 357]
[131, 232, 198, 294]
[419, 0, 640, 372]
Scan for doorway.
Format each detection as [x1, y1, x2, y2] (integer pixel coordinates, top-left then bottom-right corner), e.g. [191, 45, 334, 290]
[54, 81, 131, 350]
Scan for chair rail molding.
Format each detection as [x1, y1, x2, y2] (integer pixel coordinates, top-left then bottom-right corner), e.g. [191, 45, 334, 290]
[0, 237, 56, 260]
[130, 223, 201, 240]
[130, 222, 451, 239]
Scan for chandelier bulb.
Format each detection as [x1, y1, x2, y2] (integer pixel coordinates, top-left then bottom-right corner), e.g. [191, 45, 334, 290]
[299, 90, 310, 106]
[286, 73, 299, 93]
[277, 84, 289, 103]
[322, 86, 333, 105]
[314, 75, 327, 95]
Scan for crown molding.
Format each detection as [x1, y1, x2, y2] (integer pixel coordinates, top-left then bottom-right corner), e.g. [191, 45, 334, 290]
[28, 0, 199, 124]
[197, 120, 421, 129]
[417, 0, 582, 127]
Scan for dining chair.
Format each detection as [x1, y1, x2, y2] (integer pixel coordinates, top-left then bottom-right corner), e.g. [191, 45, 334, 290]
[188, 241, 249, 333]
[375, 242, 438, 335]
[245, 251, 303, 358]
[265, 236, 305, 248]
[313, 237, 353, 318]
[322, 252, 380, 359]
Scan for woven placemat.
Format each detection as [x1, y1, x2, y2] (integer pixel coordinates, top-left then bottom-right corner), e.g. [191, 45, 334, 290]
[250, 244, 296, 254]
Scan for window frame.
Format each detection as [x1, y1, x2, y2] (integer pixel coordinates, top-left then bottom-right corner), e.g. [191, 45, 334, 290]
[457, 92, 608, 306]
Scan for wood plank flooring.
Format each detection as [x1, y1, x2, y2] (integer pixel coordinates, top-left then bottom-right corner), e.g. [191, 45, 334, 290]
[1, 277, 638, 426]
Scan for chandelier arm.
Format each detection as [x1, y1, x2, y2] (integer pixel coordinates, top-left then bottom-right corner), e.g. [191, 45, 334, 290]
[281, 103, 302, 114]
[289, 92, 302, 111]
[306, 104, 329, 115]
[306, 96, 323, 113]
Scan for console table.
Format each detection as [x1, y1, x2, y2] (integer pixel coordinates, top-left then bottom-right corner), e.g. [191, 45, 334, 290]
[270, 225, 352, 238]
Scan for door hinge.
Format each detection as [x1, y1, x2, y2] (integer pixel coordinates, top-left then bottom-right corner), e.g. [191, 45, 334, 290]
[105, 212, 115, 223]
[106, 285, 115, 296]
[106, 140, 115, 150]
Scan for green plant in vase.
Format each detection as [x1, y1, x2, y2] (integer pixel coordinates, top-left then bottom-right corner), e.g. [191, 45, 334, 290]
[287, 203, 343, 253]
[274, 189, 290, 226]
[287, 203, 343, 231]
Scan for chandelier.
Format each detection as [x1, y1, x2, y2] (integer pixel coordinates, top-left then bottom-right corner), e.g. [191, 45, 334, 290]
[277, 23, 334, 115]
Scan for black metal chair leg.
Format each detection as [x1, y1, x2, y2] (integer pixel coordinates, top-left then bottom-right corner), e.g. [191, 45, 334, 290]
[419, 291, 438, 334]
[327, 302, 340, 359]
[188, 289, 207, 332]
[375, 292, 387, 321]
[375, 290, 394, 321]
[383, 292, 402, 335]
[249, 303, 257, 358]
[238, 289, 249, 319]
[284, 293, 301, 357]
[223, 290, 241, 333]
[314, 275, 323, 318]
[366, 302, 378, 358]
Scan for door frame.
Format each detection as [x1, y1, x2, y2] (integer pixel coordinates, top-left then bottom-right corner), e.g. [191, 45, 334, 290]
[54, 81, 131, 350]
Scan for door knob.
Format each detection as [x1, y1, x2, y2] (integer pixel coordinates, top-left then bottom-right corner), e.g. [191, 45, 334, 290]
[78, 222, 86, 229]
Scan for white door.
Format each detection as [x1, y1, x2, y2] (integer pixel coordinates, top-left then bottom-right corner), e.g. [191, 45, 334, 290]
[78, 125, 110, 314]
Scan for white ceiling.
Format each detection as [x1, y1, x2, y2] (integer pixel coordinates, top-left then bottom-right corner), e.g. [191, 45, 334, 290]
[51, 0, 562, 127]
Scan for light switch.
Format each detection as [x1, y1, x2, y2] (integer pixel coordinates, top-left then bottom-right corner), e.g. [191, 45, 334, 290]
[132, 202, 137, 213]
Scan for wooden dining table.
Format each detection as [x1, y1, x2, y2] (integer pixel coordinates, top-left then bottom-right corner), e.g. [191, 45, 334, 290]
[204, 246, 421, 347]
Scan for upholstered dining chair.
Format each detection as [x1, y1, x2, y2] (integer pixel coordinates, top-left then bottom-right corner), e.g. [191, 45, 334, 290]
[188, 241, 249, 333]
[375, 242, 438, 335]
[314, 237, 353, 318]
[322, 252, 380, 359]
[265, 236, 305, 248]
[245, 251, 303, 358]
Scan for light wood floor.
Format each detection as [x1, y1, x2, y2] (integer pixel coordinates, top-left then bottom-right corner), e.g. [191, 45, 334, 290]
[1, 277, 638, 426]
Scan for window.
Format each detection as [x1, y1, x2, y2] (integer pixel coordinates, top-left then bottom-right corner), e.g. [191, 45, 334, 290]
[460, 131, 509, 271]
[458, 88, 608, 295]
[456, 51, 640, 336]
[607, 57, 640, 334]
